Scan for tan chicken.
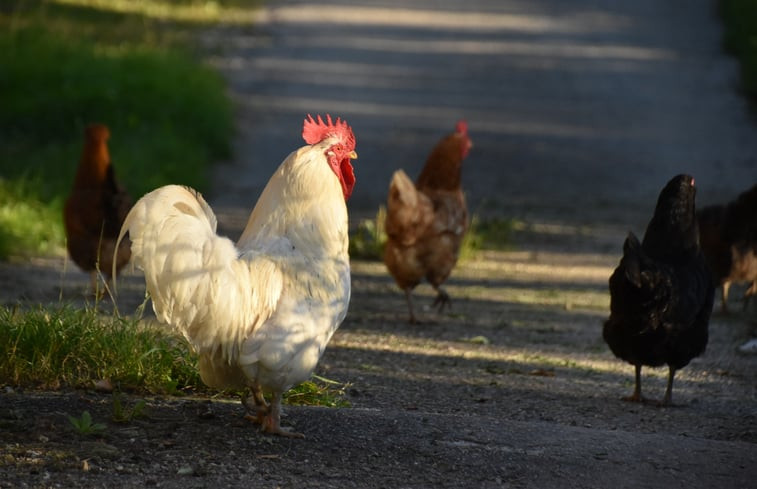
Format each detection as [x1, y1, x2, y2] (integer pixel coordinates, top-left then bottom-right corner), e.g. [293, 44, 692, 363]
[64, 124, 132, 296]
[116, 115, 357, 437]
[384, 120, 472, 323]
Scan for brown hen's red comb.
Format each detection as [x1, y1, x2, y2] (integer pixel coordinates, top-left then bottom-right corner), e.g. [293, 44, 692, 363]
[455, 120, 468, 136]
[302, 114, 355, 148]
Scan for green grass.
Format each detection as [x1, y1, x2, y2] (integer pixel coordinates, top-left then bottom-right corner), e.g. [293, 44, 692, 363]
[721, 0, 757, 100]
[0, 179, 66, 257]
[0, 304, 201, 392]
[0, 304, 351, 408]
[0, 0, 237, 259]
[460, 216, 515, 259]
[349, 206, 388, 260]
[284, 375, 352, 408]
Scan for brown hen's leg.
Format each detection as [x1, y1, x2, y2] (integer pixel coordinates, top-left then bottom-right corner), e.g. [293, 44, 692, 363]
[743, 281, 756, 311]
[432, 286, 451, 312]
[242, 385, 269, 424]
[262, 392, 304, 438]
[721, 282, 730, 314]
[623, 364, 644, 403]
[661, 366, 676, 407]
[404, 288, 419, 324]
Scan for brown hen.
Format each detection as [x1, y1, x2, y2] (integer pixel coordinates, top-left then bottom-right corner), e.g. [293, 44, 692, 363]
[384, 120, 472, 323]
[64, 124, 132, 296]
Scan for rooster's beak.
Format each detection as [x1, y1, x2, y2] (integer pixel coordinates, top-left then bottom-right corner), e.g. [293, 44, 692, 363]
[349, 151, 358, 160]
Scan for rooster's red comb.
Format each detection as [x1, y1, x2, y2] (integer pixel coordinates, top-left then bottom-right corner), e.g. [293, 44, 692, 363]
[302, 114, 355, 148]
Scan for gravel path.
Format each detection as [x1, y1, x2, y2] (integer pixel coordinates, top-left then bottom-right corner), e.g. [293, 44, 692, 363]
[206, 0, 757, 227]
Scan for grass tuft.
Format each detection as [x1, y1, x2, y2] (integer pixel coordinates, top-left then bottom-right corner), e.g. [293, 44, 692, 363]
[459, 216, 515, 260]
[283, 375, 352, 408]
[349, 206, 387, 260]
[0, 304, 201, 393]
[0, 304, 351, 408]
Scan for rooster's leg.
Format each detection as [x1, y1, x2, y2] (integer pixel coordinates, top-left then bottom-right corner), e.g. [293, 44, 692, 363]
[431, 286, 451, 312]
[404, 289, 419, 324]
[262, 392, 304, 438]
[242, 385, 269, 424]
[622, 364, 644, 402]
[661, 366, 676, 406]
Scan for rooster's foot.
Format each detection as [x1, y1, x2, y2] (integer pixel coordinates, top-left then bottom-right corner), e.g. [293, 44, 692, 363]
[261, 415, 304, 438]
[259, 392, 304, 438]
[242, 386, 269, 424]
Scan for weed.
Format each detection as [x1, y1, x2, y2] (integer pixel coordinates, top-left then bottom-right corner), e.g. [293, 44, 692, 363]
[67, 410, 106, 435]
[284, 375, 351, 408]
[111, 392, 147, 423]
[350, 206, 387, 260]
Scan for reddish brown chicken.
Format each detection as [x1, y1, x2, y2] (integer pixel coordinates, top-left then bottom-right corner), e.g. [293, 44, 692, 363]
[384, 120, 472, 323]
[64, 124, 132, 295]
[697, 184, 757, 313]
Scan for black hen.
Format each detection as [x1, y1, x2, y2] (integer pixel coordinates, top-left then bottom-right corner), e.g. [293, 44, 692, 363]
[603, 175, 714, 406]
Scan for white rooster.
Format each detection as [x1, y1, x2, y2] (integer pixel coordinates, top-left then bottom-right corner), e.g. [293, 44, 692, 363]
[115, 115, 357, 437]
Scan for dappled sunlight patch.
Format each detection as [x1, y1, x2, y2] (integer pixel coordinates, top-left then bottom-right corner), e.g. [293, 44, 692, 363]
[263, 5, 632, 36]
[332, 330, 616, 374]
[51, 0, 263, 25]
[331, 329, 727, 391]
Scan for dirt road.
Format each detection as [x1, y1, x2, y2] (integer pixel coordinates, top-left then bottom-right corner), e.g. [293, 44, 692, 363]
[2, 1, 757, 488]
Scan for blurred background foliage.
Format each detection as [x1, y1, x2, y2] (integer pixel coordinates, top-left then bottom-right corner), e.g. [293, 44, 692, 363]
[0, 0, 262, 258]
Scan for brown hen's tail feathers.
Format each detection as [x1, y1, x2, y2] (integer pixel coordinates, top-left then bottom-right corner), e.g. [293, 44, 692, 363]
[385, 170, 434, 246]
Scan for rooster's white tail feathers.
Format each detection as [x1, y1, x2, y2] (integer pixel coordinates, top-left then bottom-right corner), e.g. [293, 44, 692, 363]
[115, 185, 282, 362]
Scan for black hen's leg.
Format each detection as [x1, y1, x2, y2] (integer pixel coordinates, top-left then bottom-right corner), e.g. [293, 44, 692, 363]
[661, 366, 676, 406]
[623, 364, 644, 402]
